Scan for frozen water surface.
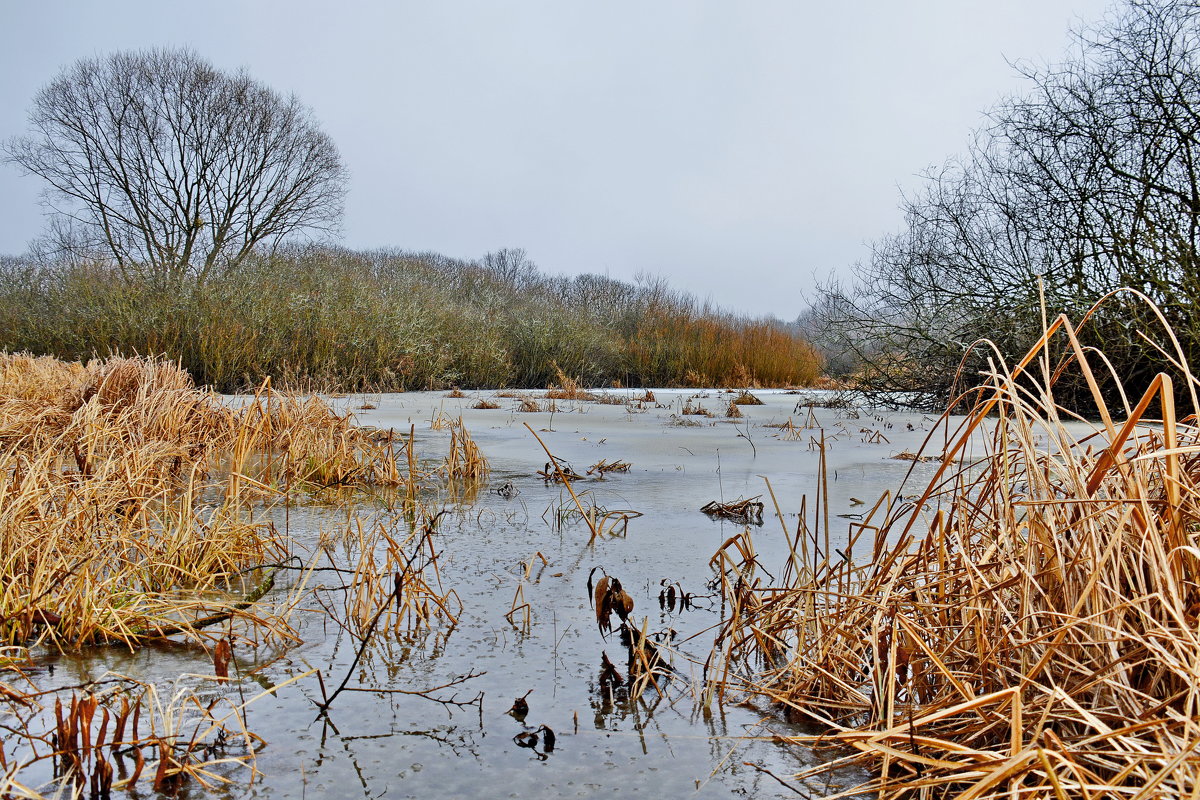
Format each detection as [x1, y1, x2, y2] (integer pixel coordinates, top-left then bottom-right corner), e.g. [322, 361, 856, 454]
[21, 388, 1000, 800]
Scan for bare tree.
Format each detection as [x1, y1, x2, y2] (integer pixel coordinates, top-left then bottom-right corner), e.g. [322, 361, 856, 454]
[4, 47, 347, 285]
[817, 0, 1200, 410]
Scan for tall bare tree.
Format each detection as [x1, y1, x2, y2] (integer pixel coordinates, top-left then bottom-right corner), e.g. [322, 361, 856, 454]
[4, 47, 347, 285]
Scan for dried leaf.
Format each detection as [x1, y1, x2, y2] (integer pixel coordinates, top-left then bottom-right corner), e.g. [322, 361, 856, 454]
[594, 575, 612, 635]
[613, 583, 634, 622]
[213, 638, 233, 680]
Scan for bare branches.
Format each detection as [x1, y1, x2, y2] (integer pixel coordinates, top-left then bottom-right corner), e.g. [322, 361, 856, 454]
[4, 47, 347, 286]
[817, 1, 1200, 412]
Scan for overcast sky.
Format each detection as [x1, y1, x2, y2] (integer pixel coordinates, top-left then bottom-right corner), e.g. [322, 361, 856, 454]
[0, 0, 1114, 320]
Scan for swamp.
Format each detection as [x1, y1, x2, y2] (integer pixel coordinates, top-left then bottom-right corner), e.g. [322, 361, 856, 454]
[2, 328, 1199, 799]
[6, 4, 1200, 797]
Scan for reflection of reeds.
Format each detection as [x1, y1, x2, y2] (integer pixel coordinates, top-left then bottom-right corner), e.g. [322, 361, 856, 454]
[504, 552, 547, 633]
[2, 668, 311, 798]
[332, 511, 461, 637]
[710, 307, 1200, 798]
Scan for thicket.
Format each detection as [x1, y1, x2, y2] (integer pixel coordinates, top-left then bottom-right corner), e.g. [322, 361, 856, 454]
[810, 0, 1200, 410]
[0, 247, 820, 391]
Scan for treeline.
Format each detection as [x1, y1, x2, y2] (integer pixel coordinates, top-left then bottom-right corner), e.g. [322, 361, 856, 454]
[0, 246, 820, 392]
[807, 0, 1200, 410]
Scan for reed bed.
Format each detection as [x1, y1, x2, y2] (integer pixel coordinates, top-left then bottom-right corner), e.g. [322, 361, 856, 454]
[710, 310, 1200, 798]
[0, 248, 822, 391]
[0, 353, 412, 649]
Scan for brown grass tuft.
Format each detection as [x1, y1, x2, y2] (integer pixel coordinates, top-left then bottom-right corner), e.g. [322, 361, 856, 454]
[0, 353, 413, 648]
[545, 362, 595, 401]
[731, 389, 764, 406]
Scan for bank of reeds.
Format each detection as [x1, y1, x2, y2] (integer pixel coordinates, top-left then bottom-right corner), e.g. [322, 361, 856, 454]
[0, 353, 411, 648]
[0, 247, 821, 391]
[711, 308, 1200, 798]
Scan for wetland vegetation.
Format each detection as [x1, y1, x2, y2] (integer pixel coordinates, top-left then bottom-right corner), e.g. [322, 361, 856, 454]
[0, 247, 820, 394]
[4, 2, 1200, 798]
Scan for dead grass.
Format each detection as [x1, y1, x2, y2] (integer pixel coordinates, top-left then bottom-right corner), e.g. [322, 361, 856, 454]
[0, 353, 414, 649]
[731, 390, 764, 406]
[442, 417, 490, 484]
[708, 303, 1200, 798]
[545, 362, 595, 401]
[700, 496, 763, 524]
[595, 394, 629, 406]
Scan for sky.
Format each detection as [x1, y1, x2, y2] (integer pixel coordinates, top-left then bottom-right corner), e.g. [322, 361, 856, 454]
[0, 0, 1114, 321]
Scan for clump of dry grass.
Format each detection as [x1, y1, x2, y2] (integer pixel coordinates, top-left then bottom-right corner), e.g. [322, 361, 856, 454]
[0, 354, 412, 649]
[708, 306, 1200, 798]
[588, 459, 631, 476]
[731, 389, 764, 405]
[545, 362, 595, 401]
[701, 496, 763, 524]
[595, 393, 629, 406]
[442, 417, 489, 484]
[472, 398, 500, 410]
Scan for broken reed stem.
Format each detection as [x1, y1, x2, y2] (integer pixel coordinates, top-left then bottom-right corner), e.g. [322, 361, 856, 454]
[523, 423, 600, 541]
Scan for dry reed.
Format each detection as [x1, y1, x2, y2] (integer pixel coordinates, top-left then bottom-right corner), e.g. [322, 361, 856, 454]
[0, 354, 412, 649]
[545, 362, 595, 401]
[442, 417, 490, 484]
[708, 305, 1200, 798]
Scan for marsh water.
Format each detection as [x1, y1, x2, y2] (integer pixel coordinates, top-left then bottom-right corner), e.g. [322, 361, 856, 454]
[21, 389, 973, 799]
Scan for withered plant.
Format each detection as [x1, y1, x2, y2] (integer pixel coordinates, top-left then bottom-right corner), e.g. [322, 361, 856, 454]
[708, 301, 1200, 798]
[0, 354, 414, 648]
